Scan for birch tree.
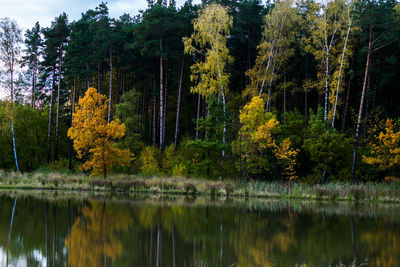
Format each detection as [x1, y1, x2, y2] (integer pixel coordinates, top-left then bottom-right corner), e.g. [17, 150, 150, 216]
[305, 0, 348, 122]
[330, 0, 355, 127]
[0, 18, 22, 172]
[183, 3, 233, 156]
[244, 0, 298, 111]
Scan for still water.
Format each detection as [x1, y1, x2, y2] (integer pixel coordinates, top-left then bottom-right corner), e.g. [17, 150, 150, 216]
[0, 190, 399, 267]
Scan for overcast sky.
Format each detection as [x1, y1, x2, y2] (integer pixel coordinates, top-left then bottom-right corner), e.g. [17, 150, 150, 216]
[0, 0, 196, 99]
[0, 0, 190, 31]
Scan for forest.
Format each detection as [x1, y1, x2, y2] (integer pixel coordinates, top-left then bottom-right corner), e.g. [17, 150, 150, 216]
[0, 0, 399, 183]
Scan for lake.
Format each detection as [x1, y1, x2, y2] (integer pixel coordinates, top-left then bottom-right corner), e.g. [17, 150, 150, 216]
[0, 190, 399, 266]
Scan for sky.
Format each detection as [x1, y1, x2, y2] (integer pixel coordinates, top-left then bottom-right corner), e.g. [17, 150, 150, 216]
[0, 0, 190, 31]
[0, 0, 194, 99]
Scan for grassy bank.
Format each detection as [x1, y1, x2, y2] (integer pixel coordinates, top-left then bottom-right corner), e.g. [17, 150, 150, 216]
[0, 170, 399, 203]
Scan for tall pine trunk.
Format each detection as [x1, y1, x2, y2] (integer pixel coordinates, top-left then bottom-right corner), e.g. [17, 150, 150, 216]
[341, 77, 352, 133]
[31, 66, 37, 108]
[108, 48, 112, 123]
[195, 93, 200, 140]
[159, 39, 164, 150]
[47, 67, 56, 163]
[54, 48, 63, 161]
[68, 77, 76, 170]
[283, 64, 286, 114]
[351, 24, 372, 183]
[163, 56, 168, 150]
[152, 95, 156, 146]
[174, 58, 184, 150]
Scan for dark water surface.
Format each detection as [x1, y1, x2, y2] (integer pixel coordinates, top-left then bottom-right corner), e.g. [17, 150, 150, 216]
[0, 191, 399, 267]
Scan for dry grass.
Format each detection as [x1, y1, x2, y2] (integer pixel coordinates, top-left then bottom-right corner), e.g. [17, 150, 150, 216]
[0, 170, 399, 202]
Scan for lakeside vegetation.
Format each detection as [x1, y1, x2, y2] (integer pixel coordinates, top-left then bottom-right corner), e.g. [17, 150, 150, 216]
[0, 170, 399, 203]
[0, 0, 399, 185]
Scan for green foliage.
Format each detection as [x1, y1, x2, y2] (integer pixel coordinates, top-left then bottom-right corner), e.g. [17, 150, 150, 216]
[161, 144, 176, 175]
[171, 162, 188, 177]
[0, 103, 48, 171]
[278, 110, 306, 148]
[139, 146, 161, 176]
[115, 89, 145, 173]
[302, 107, 352, 183]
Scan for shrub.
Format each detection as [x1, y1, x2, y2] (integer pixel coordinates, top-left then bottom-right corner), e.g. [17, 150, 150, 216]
[184, 182, 197, 195]
[161, 144, 176, 174]
[171, 162, 188, 177]
[140, 146, 161, 175]
[48, 158, 70, 171]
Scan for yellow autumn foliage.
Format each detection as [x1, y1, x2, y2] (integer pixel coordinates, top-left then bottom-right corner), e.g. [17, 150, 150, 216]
[68, 87, 134, 177]
[233, 96, 298, 180]
[183, 3, 233, 97]
[363, 118, 400, 170]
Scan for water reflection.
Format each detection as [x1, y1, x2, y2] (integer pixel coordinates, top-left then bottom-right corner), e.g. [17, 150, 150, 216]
[0, 192, 399, 266]
[65, 201, 131, 266]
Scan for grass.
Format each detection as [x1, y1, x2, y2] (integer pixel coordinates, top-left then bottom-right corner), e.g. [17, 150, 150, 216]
[0, 170, 399, 203]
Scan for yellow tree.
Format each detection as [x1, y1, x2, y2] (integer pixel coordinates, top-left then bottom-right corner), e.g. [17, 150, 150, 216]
[363, 119, 400, 170]
[68, 87, 133, 178]
[233, 96, 298, 180]
[183, 3, 233, 155]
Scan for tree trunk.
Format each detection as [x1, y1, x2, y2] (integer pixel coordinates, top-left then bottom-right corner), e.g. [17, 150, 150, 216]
[351, 24, 372, 184]
[159, 39, 164, 150]
[266, 61, 276, 112]
[85, 61, 90, 88]
[341, 77, 352, 133]
[54, 49, 63, 161]
[283, 64, 286, 114]
[163, 56, 168, 150]
[47, 67, 56, 163]
[10, 63, 20, 172]
[332, 9, 352, 127]
[108, 48, 113, 123]
[31, 66, 36, 108]
[69, 77, 76, 170]
[174, 57, 184, 150]
[152, 95, 157, 146]
[195, 93, 200, 140]
[324, 49, 329, 121]
[97, 61, 101, 92]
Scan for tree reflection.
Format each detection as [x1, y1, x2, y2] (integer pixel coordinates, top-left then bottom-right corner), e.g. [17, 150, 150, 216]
[65, 201, 131, 267]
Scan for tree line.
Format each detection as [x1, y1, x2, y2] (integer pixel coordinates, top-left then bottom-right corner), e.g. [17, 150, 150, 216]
[0, 0, 399, 182]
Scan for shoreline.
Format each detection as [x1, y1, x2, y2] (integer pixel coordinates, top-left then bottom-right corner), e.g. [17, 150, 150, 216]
[0, 171, 399, 203]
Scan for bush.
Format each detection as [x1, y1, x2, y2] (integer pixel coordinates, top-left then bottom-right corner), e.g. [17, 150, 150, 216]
[140, 146, 161, 175]
[48, 158, 70, 171]
[171, 162, 188, 177]
[184, 182, 197, 195]
[161, 144, 176, 175]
